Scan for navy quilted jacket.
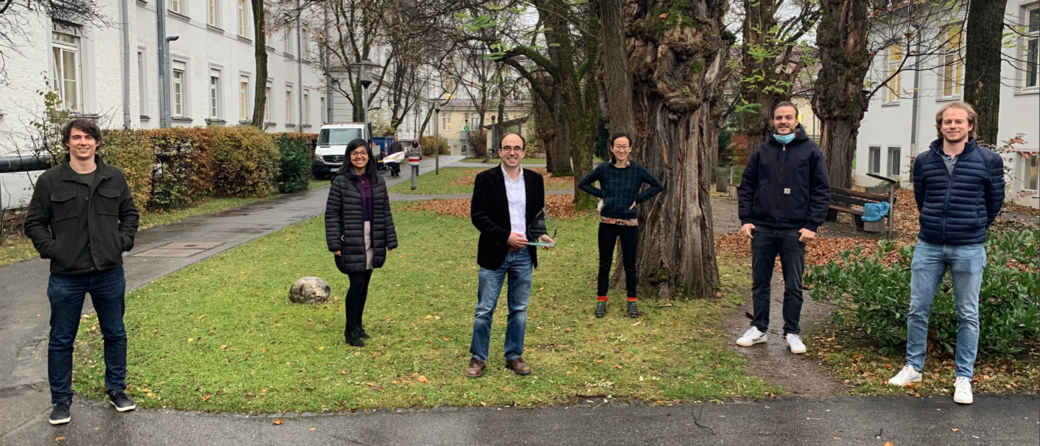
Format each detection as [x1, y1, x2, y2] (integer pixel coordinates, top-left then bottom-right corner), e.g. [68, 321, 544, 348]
[912, 138, 1005, 245]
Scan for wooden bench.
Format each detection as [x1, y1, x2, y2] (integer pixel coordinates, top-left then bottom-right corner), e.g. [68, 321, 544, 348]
[828, 175, 897, 238]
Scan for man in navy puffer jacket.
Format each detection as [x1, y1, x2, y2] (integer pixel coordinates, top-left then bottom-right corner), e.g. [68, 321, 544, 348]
[736, 101, 831, 355]
[887, 102, 1005, 406]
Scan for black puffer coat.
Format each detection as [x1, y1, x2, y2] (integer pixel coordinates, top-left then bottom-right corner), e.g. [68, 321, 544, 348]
[324, 172, 398, 273]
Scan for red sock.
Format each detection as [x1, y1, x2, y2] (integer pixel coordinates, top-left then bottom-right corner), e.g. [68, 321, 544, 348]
[597, 296, 608, 302]
[627, 297, 638, 302]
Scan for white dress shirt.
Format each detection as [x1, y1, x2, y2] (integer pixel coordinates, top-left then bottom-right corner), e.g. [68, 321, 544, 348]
[501, 164, 526, 236]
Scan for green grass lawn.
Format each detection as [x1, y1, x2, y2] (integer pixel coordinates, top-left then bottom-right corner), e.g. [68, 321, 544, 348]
[388, 167, 574, 196]
[72, 209, 776, 413]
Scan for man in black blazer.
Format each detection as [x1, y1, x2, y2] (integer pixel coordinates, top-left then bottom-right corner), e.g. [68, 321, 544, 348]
[466, 132, 554, 378]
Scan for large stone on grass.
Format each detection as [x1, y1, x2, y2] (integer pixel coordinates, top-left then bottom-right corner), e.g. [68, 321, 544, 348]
[289, 277, 331, 304]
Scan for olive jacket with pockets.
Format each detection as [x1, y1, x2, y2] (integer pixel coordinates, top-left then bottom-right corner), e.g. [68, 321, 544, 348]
[324, 172, 398, 274]
[24, 156, 140, 275]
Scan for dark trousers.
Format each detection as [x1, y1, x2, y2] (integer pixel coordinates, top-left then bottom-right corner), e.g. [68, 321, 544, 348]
[750, 226, 806, 335]
[345, 270, 374, 334]
[47, 266, 127, 403]
[597, 223, 639, 298]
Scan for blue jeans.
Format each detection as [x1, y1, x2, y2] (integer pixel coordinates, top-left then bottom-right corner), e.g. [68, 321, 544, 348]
[470, 249, 533, 362]
[47, 267, 128, 403]
[907, 241, 985, 379]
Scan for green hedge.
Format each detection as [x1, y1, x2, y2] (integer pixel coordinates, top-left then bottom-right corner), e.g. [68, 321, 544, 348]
[144, 128, 214, 211]
[209, 126, 280, 198]
[100, 129, 154, 208]
[274, 134, 311, 193]
[805, 230, 1040, 358]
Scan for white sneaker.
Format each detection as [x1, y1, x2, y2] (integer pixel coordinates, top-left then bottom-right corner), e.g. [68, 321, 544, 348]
[736, 327, 767, 347]
[954, 376, 973, 404]
[888, 365, 922, 386]
[785, 333, 807, 354]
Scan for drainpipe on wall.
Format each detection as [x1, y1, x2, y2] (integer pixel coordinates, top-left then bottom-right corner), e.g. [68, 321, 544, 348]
[296, 0, 303, 127]
[121, 0, 132, 129]
[156, 0, 169, 128]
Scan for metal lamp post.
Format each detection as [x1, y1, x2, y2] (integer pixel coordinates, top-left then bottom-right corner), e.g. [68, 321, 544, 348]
[433, 102, 441, 175]
[351, 59, 379, 150]
[460, 116, 470, 159]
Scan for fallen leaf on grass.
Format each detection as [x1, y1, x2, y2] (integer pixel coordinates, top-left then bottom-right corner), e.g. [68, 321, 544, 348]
[417, 376, 429, 383]
[220, 345, 228, 350]
[885, 443, 893, 446]
[272, 419, 283, 425]
[310, 427, 316, 431]
[55, 437, 65, 442]
[951, 428, 959, 432]
[615, 365, 624, 370]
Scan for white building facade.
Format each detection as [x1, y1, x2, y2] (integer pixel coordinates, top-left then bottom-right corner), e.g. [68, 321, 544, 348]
[856, 1, 1040, 208]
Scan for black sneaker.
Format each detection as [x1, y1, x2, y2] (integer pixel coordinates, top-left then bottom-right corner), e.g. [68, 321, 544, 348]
[49, 401, 71, 425]
[108, 390, 136, 412]
[595, 302, 607, 318]
[627, 302, 639, 318]
[358, 326, 370, 339]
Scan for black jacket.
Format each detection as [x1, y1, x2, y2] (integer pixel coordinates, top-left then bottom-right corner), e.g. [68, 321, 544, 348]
[738, 125, 831, 231]
[913, 138, 1005, 245]
[24, 156, 140, 275]
[324, 172, 398, 273]
[471, 165, 546, 270]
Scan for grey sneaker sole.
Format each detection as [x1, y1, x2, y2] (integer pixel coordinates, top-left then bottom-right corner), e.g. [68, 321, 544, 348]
[110, 401, 136, 412]
[786, 342, 807, 354]
[736, 335, 767, 347]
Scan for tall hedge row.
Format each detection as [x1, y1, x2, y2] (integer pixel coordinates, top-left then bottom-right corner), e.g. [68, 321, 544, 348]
[96, 127, 315, 213]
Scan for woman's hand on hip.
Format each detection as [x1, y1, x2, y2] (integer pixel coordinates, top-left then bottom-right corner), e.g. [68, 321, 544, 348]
[334, 250, 341, 256]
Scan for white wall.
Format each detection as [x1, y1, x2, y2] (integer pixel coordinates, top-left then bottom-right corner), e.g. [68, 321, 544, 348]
[856, 0, 1040, 208]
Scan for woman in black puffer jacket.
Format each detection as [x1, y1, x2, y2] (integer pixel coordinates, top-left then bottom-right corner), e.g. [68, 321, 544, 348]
[324, 139, 398, 347]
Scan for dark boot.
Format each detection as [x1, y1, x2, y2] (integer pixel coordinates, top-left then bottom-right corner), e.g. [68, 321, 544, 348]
[345, 325, 365, 347]
[595, 302, 607, 318]
[627, 301, 639, 318]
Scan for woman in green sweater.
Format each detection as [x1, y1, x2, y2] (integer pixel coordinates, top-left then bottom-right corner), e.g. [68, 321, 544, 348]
[578, 133, 663, 318]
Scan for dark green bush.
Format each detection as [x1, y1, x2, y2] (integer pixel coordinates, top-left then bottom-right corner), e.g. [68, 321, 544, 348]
[209, 126, 280, 198]
[100, 129, 153, 208]
[143, 128, 213, 211]
[274, 134, 311, 193]
[805, 230, 1040, 358]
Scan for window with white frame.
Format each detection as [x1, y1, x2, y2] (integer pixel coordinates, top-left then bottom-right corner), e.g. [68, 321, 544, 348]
[208, 0, 220, 27]
[888, 146, 901, 176]
[137, 50, 148, 116]
[940, 25, 963, 98]
[239, 76, 250, 120]
[283, 29, 293, 55]
[303, 90, 310, 124]
[237, 0, 247, 36]
[442, 113, 450, 131]
[51, 31, 82, 112]
[170, 0, 184, 15]
[1024, 153, 1039, 192]
[209, 70, 222, 119]
[869, 146, 882, 175]
[885, 44, 902, 103]
[285, 86, 293, 123]
[1024, 5, 1039, 90]
[264, 84, 272, 122]
[172, 61, 187, 117]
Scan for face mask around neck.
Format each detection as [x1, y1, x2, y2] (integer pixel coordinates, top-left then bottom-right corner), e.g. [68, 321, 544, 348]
[773, 133, 795, 145]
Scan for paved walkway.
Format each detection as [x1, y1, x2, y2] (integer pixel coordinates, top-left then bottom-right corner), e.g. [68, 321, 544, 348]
[1, 155, 1037, 445]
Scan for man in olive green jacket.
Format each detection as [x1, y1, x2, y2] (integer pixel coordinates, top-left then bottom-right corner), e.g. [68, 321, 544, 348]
[24, 118, 139, 425]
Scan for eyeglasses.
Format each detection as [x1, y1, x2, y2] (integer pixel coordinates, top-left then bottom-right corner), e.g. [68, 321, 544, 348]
[499, 146, 525, 153]
[350, 151, 368, 158]
[613, 145, 630, 150]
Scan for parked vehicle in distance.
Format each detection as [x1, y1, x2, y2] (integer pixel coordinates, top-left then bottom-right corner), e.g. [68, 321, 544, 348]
[312, 123, 367, 180]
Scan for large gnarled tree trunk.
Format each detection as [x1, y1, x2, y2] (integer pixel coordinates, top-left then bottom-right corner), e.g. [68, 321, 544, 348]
[963, 0, 1007, 146]
[615, 0, 731, 299]
[811, 0, 871, 189]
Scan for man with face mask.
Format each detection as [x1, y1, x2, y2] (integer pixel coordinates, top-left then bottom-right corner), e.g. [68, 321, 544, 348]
[736, 101, 831, 355]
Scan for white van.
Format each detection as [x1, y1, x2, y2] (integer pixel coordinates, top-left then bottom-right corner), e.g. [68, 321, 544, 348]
[312, 122, 368, 179]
